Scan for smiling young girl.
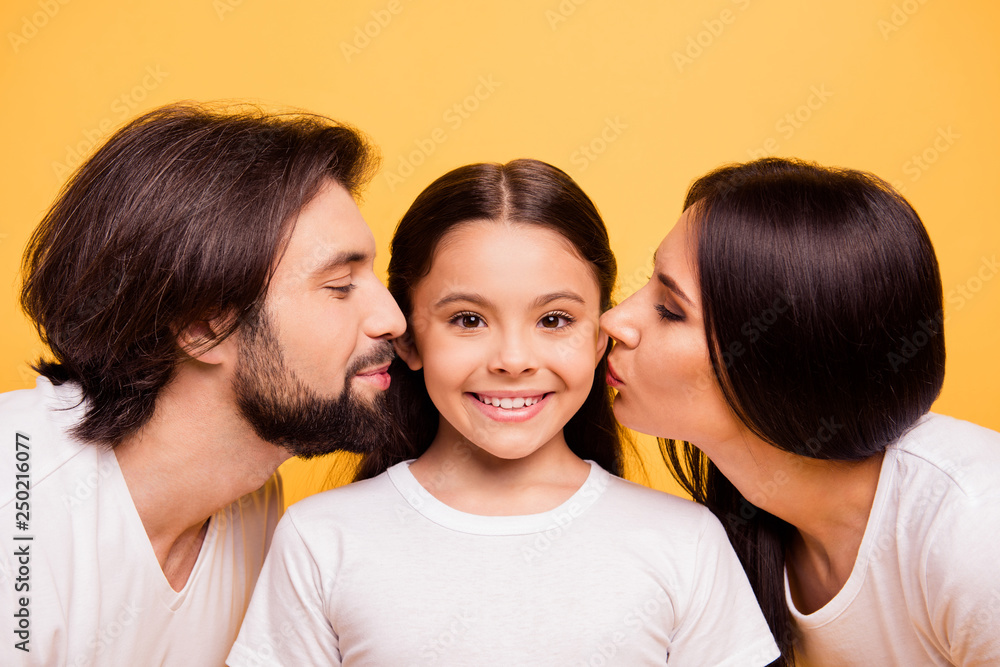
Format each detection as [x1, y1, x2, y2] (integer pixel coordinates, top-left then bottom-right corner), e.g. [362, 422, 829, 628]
[228, 159, 779, 666]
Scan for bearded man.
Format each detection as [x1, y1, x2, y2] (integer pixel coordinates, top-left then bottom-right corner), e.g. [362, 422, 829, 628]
[0, 103, 405, 665]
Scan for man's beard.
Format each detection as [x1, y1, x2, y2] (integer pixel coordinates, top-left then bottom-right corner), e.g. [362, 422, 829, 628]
[232, 306, 395, 459]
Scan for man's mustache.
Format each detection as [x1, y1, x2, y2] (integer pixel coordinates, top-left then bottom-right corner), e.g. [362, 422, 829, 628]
[346, 341, 396, 376]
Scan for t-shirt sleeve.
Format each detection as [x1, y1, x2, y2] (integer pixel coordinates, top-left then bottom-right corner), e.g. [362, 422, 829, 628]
[667, 514, 781, 667]
[926, 501, 1000, 666]
[227, 511, 341, 667]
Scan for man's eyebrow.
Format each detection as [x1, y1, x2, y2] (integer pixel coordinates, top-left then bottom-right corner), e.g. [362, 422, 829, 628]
[433, 292, 497, 310]
[656, 271, 693, 306]
[311, 251, 370, 277]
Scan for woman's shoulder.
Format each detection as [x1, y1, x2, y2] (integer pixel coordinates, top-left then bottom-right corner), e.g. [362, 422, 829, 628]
[891, 412, 1000, 500]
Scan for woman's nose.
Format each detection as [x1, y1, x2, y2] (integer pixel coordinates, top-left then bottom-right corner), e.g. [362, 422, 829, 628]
[600, 295, 641, 349]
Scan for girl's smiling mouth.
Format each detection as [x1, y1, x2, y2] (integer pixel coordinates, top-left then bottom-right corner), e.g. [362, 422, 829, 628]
[466, 392, 553, 422]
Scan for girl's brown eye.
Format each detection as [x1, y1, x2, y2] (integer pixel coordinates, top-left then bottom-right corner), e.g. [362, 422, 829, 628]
[538, 313, 573, 329]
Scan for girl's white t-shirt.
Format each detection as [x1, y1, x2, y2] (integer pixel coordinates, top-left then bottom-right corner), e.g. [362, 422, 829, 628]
[229, 459, 779, 666]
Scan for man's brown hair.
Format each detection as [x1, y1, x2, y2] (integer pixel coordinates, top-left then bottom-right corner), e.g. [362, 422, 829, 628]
[20, 102, 378, 446]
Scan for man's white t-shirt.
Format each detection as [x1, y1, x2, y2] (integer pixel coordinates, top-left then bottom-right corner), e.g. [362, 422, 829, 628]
[787, 413, 1000, 666]
[229, 459, 780, 666]
[0, 377, 283, 666]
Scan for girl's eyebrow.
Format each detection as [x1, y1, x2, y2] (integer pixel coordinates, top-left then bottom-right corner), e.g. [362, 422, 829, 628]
[433, 292, 497, 310]
[532, 291, 586, 308]
[433, 291, 586, 310]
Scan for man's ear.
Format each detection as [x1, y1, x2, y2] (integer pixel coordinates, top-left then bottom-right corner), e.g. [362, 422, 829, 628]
[175, 319, 234, 366]
[393, 330, 423, 371]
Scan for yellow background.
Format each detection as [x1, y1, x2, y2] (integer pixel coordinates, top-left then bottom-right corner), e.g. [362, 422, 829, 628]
[2, 0, 997, 506]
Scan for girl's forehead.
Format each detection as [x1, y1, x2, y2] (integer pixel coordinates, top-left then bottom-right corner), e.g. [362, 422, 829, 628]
[434, 219, 591, 266]
[415, 220, 602, 301]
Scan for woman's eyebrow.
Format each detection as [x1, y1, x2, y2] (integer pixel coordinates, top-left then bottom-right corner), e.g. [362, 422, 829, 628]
[656, 271, 693, 306]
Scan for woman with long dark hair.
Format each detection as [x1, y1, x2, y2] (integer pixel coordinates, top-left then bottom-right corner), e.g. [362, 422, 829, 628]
[601, 157, 1000, 665]
[231, 159, 780, 665]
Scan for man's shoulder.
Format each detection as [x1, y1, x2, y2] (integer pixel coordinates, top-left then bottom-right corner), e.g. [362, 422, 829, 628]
[1, 378, 92, 506]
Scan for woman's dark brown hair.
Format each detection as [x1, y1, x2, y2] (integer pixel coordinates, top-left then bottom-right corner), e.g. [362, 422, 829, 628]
[20, 102, 377, 447]
[354, 159, 629, 480]
[661, 157, 946, 664]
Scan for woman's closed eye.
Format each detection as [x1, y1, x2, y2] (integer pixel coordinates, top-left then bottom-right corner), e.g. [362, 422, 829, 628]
[656, 304, 685, 322]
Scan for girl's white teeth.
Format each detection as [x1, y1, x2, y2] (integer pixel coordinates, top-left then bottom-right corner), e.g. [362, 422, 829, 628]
[479, 395, 539, 409]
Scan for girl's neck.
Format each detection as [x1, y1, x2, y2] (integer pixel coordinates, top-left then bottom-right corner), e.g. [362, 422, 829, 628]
[407, 422, 591, 516]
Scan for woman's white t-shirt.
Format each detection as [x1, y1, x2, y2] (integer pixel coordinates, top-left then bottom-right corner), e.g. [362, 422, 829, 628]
[787, 413, 1000, 665]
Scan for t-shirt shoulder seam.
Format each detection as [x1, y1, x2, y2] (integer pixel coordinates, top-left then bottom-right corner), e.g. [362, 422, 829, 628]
[892, 447, 974, 499]
[282, 506, 334, 616]
[0, 443, 93, 507]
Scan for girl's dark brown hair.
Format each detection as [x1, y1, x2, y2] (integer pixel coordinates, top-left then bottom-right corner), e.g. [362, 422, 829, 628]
[661, 157, 945, 665]
[20, 102, 377, 447]
[354, 159, 629, 480]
